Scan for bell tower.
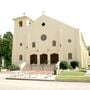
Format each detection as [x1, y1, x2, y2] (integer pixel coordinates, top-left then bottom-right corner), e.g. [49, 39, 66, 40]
[12, 15, 33, 65]
[13, 15, 33, 30]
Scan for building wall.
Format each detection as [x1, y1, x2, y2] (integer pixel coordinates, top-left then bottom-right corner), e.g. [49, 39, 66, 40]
[88, 46, 90, 69]
[12, 15, 88, 69]
[79, 33, 88, 68]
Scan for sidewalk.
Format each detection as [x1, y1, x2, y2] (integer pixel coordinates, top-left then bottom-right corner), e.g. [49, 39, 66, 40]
[0, 71, 56, 81]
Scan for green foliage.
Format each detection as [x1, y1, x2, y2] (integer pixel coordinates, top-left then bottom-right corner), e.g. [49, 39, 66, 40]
[70, 61, 79, 69]
[79, 68, 87, 72]
[68, 64, 73, 69]
[58, 70, 85, 76]
[0, 36, 3, 66]
[56, 70, 88, 82]
[2, 32, 13, 67]
[60, 61, 68, 69]
[55, 76, 90, 82]
[7, 64, 20, 71]
[0, 32, 13, 68]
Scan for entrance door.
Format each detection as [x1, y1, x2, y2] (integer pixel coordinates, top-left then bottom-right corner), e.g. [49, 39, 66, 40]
[30, 54, 37, 64]
[50, 53, 59, 64]
[40, 54, 48, 64]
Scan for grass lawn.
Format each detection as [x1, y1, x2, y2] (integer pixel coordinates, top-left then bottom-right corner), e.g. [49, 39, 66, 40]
[55, 70, 90, 82]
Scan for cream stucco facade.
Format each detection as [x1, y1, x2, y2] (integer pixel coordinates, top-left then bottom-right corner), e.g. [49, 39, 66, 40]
[12, 15, 88, 70]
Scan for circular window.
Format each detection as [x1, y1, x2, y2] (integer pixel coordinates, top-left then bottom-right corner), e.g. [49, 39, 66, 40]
[20, 43, 22, 46]
[41, 34, 47, 41]
[68, 39, 71, 43]
[41, 22, 46, 26]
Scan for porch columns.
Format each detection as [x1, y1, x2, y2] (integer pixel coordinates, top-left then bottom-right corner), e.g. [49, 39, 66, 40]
[48, 54, 50, 65]
[37, 54, 40, 65]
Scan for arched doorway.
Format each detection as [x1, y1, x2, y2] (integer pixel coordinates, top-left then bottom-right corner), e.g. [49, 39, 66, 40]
[40, 54, 48, 64]
[30, 54, 37, 64]
[50, 53, 59, 64]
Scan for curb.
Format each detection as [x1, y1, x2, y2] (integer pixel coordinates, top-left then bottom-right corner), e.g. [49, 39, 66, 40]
[6, 78, 90, 83]
[6, 78, 55, 82]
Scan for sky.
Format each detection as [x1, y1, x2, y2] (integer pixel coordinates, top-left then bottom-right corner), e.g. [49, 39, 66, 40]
[0, 0, 90, 45]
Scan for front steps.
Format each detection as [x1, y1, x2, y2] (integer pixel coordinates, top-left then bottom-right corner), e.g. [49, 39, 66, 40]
[23, 64, 55, 71]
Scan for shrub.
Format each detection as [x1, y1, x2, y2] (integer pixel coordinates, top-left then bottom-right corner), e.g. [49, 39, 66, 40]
[59, 61, 68, 70]
[7, 64, 20, 71]
[79, 68, 87, 72]
[70, 61, 79, 69]
[68, 64, 73, 69]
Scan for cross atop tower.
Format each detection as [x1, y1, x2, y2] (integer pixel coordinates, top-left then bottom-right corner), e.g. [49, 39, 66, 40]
[42, 10, 45, 15]
[23, 12, 26, 16]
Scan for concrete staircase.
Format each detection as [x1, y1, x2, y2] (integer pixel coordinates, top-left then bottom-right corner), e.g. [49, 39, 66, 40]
[22, 64, 55, 71]
[22, 65, 31, 71]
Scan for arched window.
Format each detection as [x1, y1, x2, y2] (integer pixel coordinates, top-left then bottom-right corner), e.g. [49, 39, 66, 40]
[19, 21, 23, 27]
[32, 42, 36, 48]
[68, 53, 72, 59]
[19, 55, 23, 60]
[20, 43, 23, 46]
[52, 40, 56, 46]
[68, 39, 72, 43]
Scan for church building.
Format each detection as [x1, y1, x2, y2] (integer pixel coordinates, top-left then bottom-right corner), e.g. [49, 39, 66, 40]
[12, 14, 88, 70]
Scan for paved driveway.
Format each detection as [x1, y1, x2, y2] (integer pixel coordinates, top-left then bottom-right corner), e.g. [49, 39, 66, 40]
[0, 80, 90, 90]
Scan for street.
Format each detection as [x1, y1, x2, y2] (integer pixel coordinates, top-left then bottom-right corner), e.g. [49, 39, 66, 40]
[0, 80, 90, 90]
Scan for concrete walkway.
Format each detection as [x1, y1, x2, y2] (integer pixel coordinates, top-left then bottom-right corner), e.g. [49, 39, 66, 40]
[0, 71, 56, 80]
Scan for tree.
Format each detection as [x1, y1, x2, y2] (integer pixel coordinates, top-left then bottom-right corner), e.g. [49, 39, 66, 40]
[0, 36, 3, 66]
[2, 32, 13, 67]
